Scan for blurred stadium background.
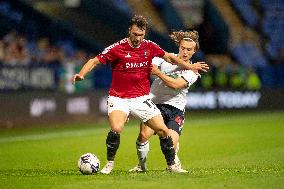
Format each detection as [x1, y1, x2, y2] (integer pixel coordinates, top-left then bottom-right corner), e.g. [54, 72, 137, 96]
[0, 0, 283, 126]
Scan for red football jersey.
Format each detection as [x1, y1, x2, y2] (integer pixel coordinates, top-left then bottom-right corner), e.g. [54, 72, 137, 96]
[97, 38, 165, 98]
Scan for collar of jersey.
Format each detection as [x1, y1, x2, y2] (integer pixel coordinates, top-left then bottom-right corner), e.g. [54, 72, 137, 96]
[127, 38, 142, 48]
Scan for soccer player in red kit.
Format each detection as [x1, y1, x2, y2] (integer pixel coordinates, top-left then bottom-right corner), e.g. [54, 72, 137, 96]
[72, 15, 209, 174]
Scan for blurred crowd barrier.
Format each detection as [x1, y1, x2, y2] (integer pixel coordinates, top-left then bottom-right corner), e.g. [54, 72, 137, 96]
[0, 89, 283, 128]
[2, 63, 284, 93]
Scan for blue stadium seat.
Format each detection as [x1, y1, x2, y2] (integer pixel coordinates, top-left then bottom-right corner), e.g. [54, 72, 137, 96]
[231, 43, 268, 68]
[231, 0, 259, 27]
[261, 4, 284, 60]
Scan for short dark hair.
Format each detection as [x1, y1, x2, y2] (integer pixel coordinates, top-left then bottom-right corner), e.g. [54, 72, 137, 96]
[129, 15, 148, 31]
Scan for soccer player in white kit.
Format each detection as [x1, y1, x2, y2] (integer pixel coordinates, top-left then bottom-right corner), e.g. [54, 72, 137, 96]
[73, 15, 208, 174]
[129, 30, 201, 173]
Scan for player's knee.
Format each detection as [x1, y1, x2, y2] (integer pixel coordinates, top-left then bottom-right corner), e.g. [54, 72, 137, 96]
[155, 127, 169, 138]
[110, 123, 124, 133]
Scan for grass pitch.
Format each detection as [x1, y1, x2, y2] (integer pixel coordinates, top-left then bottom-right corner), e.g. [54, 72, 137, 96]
[0, 111, 283, 189]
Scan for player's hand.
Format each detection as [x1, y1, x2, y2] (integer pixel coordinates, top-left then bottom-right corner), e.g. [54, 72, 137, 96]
[151, 64, 161, 76]
[192, 69, 201, 77]
[192, 62, 209, 72]
[72, 74, 84, 84]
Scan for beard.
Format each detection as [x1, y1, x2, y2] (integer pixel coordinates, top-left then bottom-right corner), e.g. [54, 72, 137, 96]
[131, 40, 139, 47]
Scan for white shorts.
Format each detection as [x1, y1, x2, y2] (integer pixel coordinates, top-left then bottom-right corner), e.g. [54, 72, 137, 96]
[107, 95, 161, 122]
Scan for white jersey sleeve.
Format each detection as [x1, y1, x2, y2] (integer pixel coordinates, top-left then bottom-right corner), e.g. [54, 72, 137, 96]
[179, 70, 198, 88]
[152, 57, 165, 67]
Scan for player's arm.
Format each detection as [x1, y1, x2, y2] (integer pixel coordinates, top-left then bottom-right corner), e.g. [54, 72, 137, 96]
[162, 52, 209, 72]
[151, 64, 187, 90]
[72, 57, 101, 84]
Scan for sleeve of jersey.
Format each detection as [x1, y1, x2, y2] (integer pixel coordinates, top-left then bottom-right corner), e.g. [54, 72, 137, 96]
[152, 57, 164, 66]
[150, 42, 165, 57]
[181, 70, 199, 88]
[96, 46, 117, 64]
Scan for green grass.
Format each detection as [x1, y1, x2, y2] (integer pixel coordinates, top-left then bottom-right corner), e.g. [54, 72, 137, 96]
[0, 111, 283, 189]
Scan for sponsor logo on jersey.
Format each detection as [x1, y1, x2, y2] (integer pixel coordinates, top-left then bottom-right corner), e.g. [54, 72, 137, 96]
[125, 61, 149, 68]
[174, 115, 184, 126]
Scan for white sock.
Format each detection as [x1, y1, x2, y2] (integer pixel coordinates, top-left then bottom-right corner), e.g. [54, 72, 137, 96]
[175, 142, 180, 154]
[136, 140, 149, 169]
[174, 142, 181, 168]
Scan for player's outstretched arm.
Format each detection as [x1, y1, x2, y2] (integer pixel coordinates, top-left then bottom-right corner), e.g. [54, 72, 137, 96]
[163, 52, 209, 72]
[72, 57, 101, 84]
[151, 64, 187, 90]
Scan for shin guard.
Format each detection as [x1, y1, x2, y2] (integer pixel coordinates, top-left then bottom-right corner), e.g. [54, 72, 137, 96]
[159, 136, 175, 166]
[106, 130, 120, 161]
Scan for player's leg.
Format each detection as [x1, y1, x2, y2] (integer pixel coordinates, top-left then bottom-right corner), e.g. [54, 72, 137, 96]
[136, 122, 155, 170]
[129, 96, 176, 170]
[138, 122, 155, 143]
[145, 115, 176, 168]
[162, 106, 188, 173]
[106, 110, 128, 160]
[129, 122, 155, 172]
[166, 129, 187, 172]
[168, 129, 182, 170]
[100, 96, 129, 174]
[168, 129, 179, 149]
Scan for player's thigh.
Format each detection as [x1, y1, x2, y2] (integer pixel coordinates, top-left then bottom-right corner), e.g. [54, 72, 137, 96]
[107, 96, 129, 132]
[138, 122, 155, 142]
[166, 114, 184, 136]
[157, 104, 184, 136]
[108, 110, 128, 133]
[145, 114, 169, 137]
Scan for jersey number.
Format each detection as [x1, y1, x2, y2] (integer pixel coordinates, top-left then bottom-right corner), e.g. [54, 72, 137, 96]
[143, 99, 156, 109]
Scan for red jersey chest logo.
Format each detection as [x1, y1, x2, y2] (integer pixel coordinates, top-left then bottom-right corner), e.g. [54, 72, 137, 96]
[121, 50, 151, 69]
[144, 50, 149, 57]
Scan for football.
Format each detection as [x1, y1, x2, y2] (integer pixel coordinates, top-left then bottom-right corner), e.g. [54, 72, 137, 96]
[78, 153, 100, 174]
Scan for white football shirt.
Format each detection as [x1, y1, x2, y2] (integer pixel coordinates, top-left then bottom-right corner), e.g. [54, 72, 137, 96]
[150, 56, 198, 111]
